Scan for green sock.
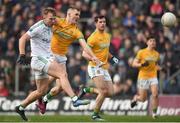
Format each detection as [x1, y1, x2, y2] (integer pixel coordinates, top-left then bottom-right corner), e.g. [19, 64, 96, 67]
[153, 108, 157, 114]
[43, 93, 53, 102]
[93, 108, 100, 115]
[83, 87, 94, 93]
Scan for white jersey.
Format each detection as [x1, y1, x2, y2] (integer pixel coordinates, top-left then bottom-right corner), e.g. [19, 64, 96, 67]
[27, 20, 52, 57]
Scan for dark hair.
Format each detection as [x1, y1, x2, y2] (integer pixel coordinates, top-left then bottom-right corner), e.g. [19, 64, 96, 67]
[146, 35, 156, 41]
[68, 5, 81, 11]
[43, 7, 56, 16]
[94, 15, 105, 22]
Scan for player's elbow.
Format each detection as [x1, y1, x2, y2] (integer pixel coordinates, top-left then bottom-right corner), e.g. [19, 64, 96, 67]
[82, 51, 86, 58]
[131, 62, 137, 68]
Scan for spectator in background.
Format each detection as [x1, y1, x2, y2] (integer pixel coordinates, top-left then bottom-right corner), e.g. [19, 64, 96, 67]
[111, 30, 122, 55]
[6, 37, 17, 59]
[123, 38, 133, 60]
[123, 10, 136, 27]
[0, 31, 7, 55]
[163, 79, 180, 94]
[172, 33, 180, 71]
[0, 0, 179, 96]
[79, 63, 88, 86]
[0, 79, 9, 97]
[71, 75, 82, 93]
[150, 0, 163, 18]
[0, 58, 14, 91]
[123, 79, 134, 96]
[135, 32, 147, 49]
[123, 10, 136, 35]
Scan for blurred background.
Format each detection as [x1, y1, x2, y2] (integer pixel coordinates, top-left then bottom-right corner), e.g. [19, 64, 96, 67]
[0, 0, 180, 116]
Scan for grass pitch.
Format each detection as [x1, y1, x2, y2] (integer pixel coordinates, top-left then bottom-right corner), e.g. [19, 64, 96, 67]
[0, 115, 180, 122]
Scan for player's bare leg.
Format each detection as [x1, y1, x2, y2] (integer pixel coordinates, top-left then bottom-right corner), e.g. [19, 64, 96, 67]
[15, 78, 50, 121]
[113, 83, 123, 94]
[48, 63, 76, 97]
[78, 85, 99, 99]
[42, 79, 62, 103]
[92, 76, 107, 121]
[131, 89, 147, 108]
[79, 81, 120, 98]
[150, 84, 159, 119]
[16, 60, 64, 120]
[43, 62, 90, 108]
[21, 79, 49, 107]
[37, 77, 61, 114]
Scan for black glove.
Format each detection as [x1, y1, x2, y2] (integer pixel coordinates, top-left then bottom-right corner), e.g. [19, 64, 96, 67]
[17, 54, 31, 65]
[110, 56, 119, 65]
[141, 61, 149, 67]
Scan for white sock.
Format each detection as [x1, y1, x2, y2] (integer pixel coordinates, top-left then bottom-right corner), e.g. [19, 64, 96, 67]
[83, 88, 86, 93]
[19, 105, 24, 111]
[43, 95, 48, 102]
[71, 96, 78, 102]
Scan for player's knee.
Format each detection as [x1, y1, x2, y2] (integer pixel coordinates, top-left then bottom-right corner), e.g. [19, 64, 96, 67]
[110, 91, 115, 96]
[37, 89, 46, 96]
[142, 98, 146, 102]
[152, 93, 158, 99]
[140, 96, 147, 102]
[101, 89, 109, 97]
[107, 90, 114, 97]
[60, 72, 68, 79]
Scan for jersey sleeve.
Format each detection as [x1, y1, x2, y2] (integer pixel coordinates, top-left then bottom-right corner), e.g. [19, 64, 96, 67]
[87, 36, 95, 48]
[76, 30, 84, 40]
[135, 50, 142, 60]
[27, 26, 41, 38]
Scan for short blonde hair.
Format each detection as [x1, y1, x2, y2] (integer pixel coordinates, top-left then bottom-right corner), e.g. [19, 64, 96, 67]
[43, 7, 56, 16]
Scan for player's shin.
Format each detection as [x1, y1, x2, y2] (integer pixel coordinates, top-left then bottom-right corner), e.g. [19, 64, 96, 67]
[92, 94, 105, 120]
[152, 94, 159, 116]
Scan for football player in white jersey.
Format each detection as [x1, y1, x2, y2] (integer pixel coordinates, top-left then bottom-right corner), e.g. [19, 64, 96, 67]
[15, 7, 90, 121]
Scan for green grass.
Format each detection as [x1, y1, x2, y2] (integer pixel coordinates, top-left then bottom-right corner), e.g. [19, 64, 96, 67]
[0, 115, 180, 122]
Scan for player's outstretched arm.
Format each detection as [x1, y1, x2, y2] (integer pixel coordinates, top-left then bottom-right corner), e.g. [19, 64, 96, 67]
[79, 39, 101, 65]
[17, 33, 31, 65]
[19, 33, 31, 55]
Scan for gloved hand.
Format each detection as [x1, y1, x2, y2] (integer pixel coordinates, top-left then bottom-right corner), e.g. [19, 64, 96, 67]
[110, 56, 119, 65]
[17, 54, 31, 65]
[141, 61, 149, 67]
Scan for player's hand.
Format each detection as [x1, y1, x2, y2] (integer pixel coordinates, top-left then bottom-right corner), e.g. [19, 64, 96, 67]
[110, 56, 119, 65]
[17, 54, 31, 65]
[156, 65, 162, 71]
[141, 61, 149, 67]
[91, 56, 103, 67]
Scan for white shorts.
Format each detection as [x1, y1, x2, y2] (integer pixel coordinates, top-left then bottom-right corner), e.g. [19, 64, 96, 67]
[31, 56, 54, 80]
[88, 65, 112, 81]
[137, 78, 158, 89]
[53, 54, 67, 64]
